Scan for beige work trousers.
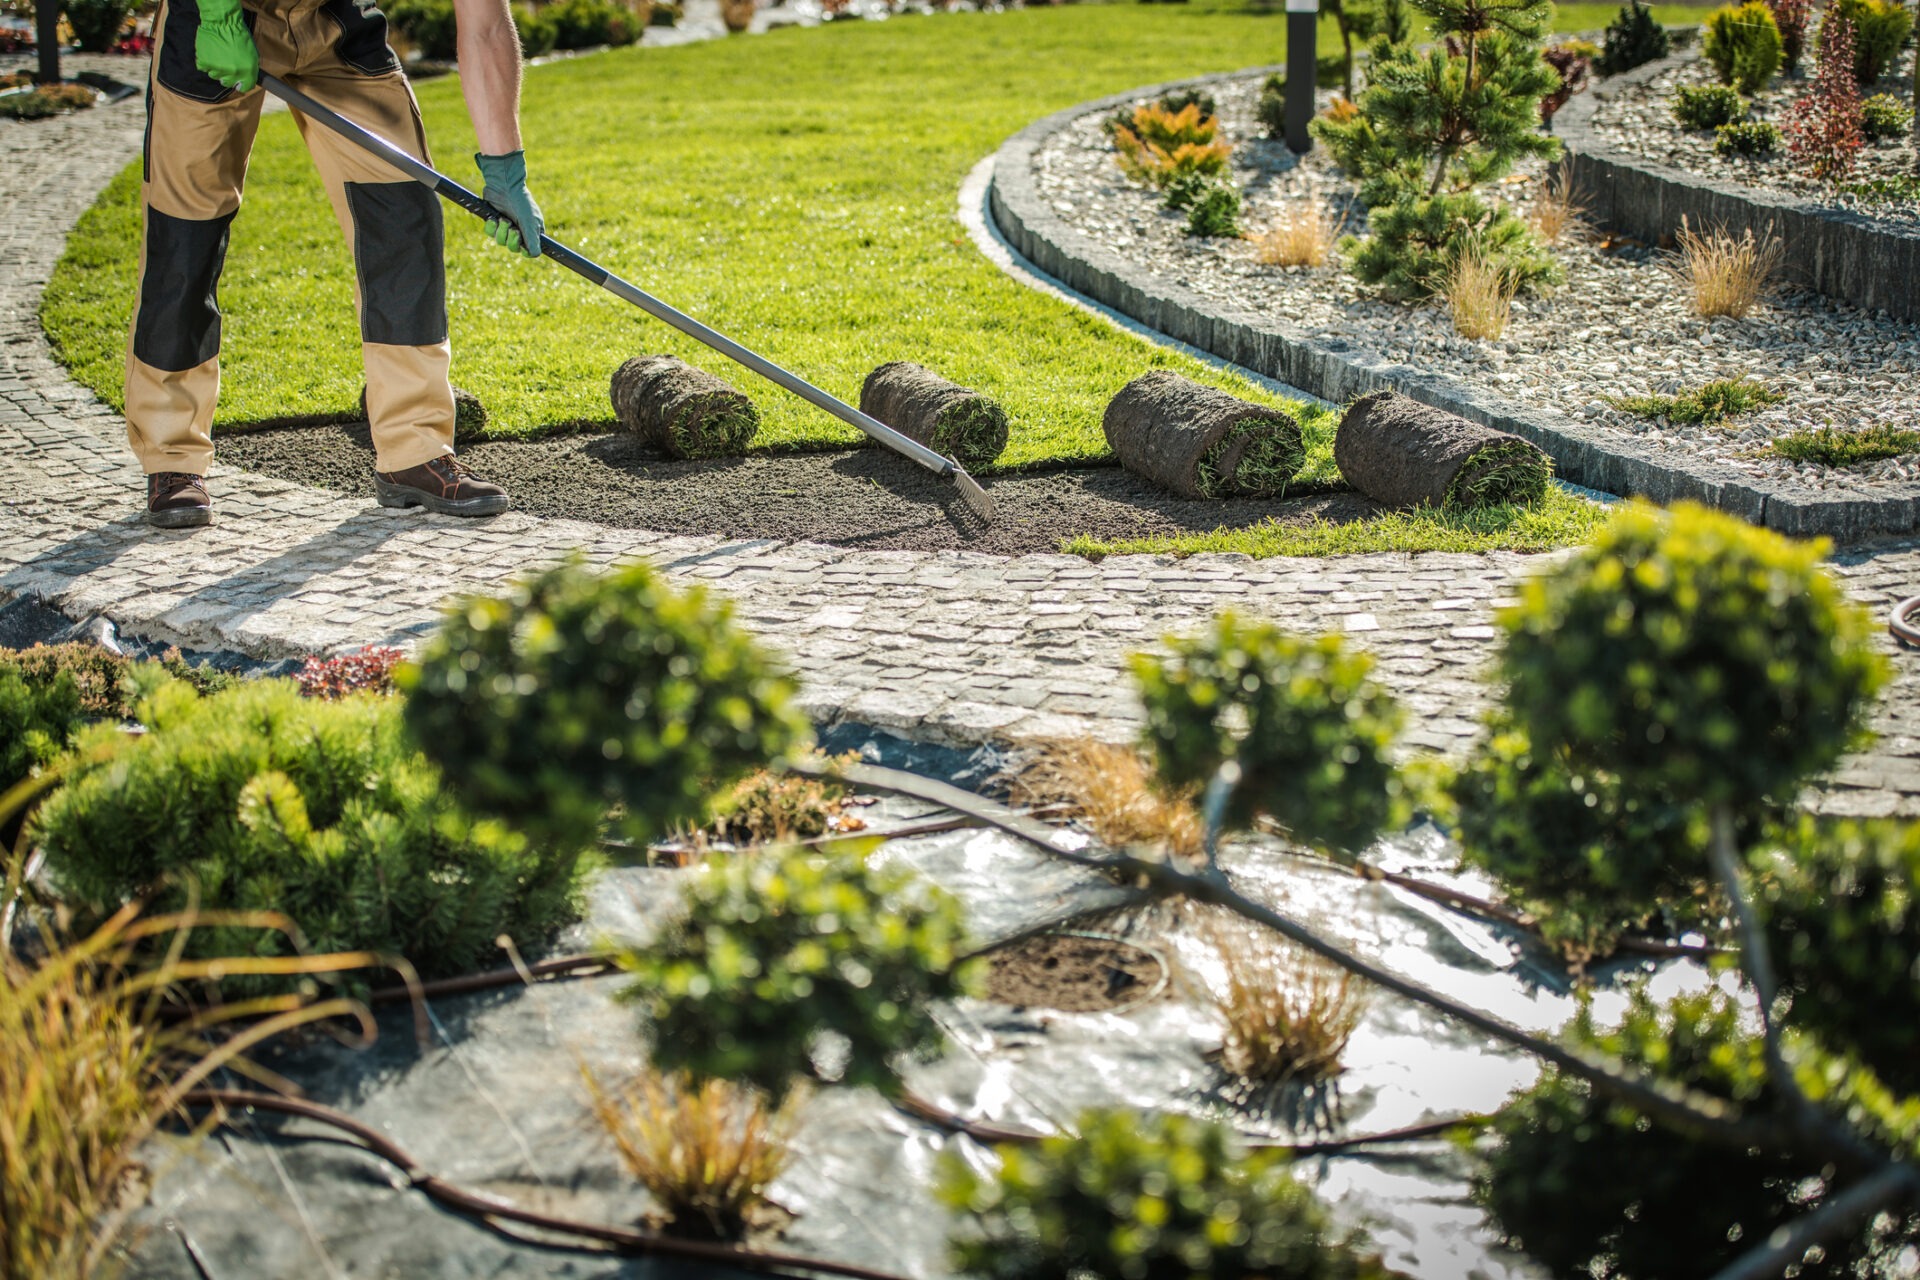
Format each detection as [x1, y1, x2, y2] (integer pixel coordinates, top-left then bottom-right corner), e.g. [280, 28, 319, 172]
[126, 0, 456, 475]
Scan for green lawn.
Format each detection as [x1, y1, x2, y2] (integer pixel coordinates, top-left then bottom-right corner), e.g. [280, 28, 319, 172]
[43, 0, 1656, 551]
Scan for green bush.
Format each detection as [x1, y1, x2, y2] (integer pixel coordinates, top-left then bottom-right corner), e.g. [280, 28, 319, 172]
[1161, 169, 1214, 211]
[939, 1109, 1390, 1280]
[1451, 717, 1722, 958]
[1132, 617, 1405, 852]
[1860, 92, 1913, 141]
[401, 557, 804, 849]
[1714, 119, 1784, 153]
[1597, 0, 1671, 73]
[1753, 817, 1920, 1093]
[1257, 72, 1287, 137]
[1476, 988, 1913, 1280]
[387, 0, 459, 59]
[545, 0, 638, 49]
[32, 674, 589, 990]
[64, 0, 134, 51]
[1671, 83, 1748, 129]
[614, 846, 978, 1098]
[1769, 423, 1920, 466]
[1704, 2, 1784, 93]
[1495, 502, 1885, 812]
[1185, 178, 1243, 237]
[514, 3, 559, 55]
[0, 666, 83, 798]
[1823, 0, 1913, 84]
[1157, 88, 1218, 119]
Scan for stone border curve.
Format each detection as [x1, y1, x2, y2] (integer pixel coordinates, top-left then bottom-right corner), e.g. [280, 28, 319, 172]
[1554, 52, 1920, 326]
[987, 69, 1920, 542]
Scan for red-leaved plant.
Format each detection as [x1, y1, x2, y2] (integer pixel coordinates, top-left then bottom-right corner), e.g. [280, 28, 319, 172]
[1785, 11, 1864, 181]
[294, 645, 404, 699]
[1767, 0, 1811, 73]
[1541, 44, 1595, 124]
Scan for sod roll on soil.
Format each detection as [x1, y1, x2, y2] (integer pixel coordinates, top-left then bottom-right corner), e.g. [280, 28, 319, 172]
[610, 355, 760, 459]
[1102, 371, 1305, 499]
[1334, 392, 1552, 509]
[858, 361, 1010, 471]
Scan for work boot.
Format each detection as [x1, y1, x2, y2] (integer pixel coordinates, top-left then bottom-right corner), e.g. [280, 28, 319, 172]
[373, 455, 510, 517]
[146, 472, 212, 529]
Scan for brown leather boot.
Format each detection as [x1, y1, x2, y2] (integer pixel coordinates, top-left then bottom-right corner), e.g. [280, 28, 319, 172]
[373, 455, 510, 517]
[146, 472, 212, 529]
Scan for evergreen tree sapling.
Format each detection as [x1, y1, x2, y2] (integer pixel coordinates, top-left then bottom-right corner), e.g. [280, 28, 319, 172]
[1597, 0, 1671, 74]
[1787, 11, 1866, 181]
[1312, 0, 1564, 298]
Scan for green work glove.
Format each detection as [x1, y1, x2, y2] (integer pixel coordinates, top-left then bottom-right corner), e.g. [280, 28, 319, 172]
[194, 0, 258, 93]
[475, 151, 545, 258]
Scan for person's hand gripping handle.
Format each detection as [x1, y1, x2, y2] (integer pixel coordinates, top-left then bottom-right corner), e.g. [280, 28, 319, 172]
[475, 150, 545, 258]
[194, 0, 259, 92]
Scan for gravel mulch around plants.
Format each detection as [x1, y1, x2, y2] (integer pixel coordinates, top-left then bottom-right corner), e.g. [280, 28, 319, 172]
[1031, 73, 1920, 493]
[1589, 51, 1919, 227]
[216, 421, 1380, 555]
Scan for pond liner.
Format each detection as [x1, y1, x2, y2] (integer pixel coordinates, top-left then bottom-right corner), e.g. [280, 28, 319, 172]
[1101, 370, 1306, 499]
[857, 361, 1010, 472]
[1335, 391, 1552, 510]
[610, 354, 761, 460]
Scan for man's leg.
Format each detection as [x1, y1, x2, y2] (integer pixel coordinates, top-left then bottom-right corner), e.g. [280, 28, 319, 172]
[279, 20, 506, 515]
[124, 0, 263, 527]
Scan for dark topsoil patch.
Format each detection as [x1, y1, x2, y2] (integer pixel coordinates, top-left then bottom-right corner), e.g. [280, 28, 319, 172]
[984, 932, 1167, 1013]
[216, 422, 1381, 555]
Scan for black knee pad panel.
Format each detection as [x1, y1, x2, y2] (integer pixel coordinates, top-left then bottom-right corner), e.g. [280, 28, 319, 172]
[133, 206, 235, 373]
[345, 181, 449, 346]
[319, 0, 401, 76]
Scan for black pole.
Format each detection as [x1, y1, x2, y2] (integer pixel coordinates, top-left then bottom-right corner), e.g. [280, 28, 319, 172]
[1285, 0, 1317, 153]
[34, 0, 61, 84]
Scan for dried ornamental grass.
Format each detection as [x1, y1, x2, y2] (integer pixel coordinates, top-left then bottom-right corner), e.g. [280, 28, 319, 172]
[1672, 218, 1781, 318]
[1199, 913, 1366, 1084]
[1252, 203, 1341, 268]
[1526, 165, 1588, 246]
[1443, 242, 1521, 340]
[1005, 739, 1204, 863]
[584, 1067, 800, 1240]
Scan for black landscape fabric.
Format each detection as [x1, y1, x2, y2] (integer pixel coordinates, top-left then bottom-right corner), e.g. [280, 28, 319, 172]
[610, 354, 760, 459]
[1101, 371, 1305, 499]
[859, 361, 1010, 471]
[1334, 392, 1552, 509]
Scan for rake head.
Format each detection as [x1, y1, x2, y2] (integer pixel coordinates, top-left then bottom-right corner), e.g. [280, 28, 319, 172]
[950, 466, 996, 524]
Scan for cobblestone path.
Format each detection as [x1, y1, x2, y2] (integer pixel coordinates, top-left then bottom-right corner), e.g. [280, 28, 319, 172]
[4, 71, 1917, 815]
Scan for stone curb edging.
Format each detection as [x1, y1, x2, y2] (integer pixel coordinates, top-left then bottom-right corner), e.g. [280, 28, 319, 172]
[1554, 52, 1920, 325]
[986, 71, 1920, 542]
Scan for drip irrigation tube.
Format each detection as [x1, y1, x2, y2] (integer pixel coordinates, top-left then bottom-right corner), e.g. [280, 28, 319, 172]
[1893, 596, 1920, 649]
[181, 1090, 915, 1280]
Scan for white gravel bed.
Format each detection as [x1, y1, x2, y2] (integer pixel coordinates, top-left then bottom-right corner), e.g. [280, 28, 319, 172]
[1589, 51, 1918, 228]
[1032, 73, 1920, 492]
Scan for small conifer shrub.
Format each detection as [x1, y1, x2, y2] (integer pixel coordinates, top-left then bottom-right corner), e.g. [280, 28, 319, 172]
[614, 846, 978, 1098]
[1821, 0, 1912, 84]
[1704, 2, 1785, 94]
[1671, 83, 1749, 129]
[1132, 617, 1405, 851]
[1597, 0, 1671, 73]
[1185, 179, 1244, 236]
[1787, 12, 1866, 179]
[939, 1110, 1391, 1280]
[1111, 102, 1231, 189]
[401, 556, 805, 849]
[1604, 377, 1784, 424]
[1157, 88, 1218, 119]
[1256, 72, 1288, 137]
[1495, 501, 1885, 813]
[1768, 422, 1920, 465]
[1860, 92, 1913, 141]
[33, 674, 590, 989]
[1714, 119, 1785, 154]
[0, 666, 82, 796]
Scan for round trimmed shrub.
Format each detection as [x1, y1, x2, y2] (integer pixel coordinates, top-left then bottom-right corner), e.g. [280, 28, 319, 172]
[32, 674, 588, 990]
[1713, 119, 1782, 155]
[1704, 2, 1784, 94]
[1671, 83, 1747, 130]
[387, 0, 459, 59]
[939, 1109, 1391, 1280]
[1133, 616, 1405, 852]
[1496, 502, 1885, 812]
[1822, 0, 1913, 85]
[1477, 988, 1917, 1279]
[615, 846, 978, 1098]
[401, 556, 805, 848]
[513, 4, 559, 55]
[1860, 93, 1913, 142]
[1753, 816, 1920, 1093]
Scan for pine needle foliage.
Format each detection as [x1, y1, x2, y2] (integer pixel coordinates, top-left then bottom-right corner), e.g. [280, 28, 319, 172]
[33, 673, 591, 991]
[1767, 422, 1920, 466]
[1596, 0, 1670, 73]
[1604, 377, 1784, 424]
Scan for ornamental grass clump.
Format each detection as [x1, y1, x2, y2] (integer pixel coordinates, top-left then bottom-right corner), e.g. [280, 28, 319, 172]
[33, 673, 591, 991]
[1597, 0, 1670, 73]
[402, 556, 805, 849]
[1788, 14, 1867, 180]
[1526, 164, 1587, 245]
[1442, 240, 1521, 340]
[1132, 617, 1406, 852]
[1005, 739, 1204, 863]
[1200, 914, 1366, 1084]
[583, 1067, 801, 1241]
[1253, 203, 1342, 267]
[614, 846, 979, 1098]
[1704, 2, 1785, 94]
[939, 1110, 1391, 1280]
[1672, 218, 1782, 318]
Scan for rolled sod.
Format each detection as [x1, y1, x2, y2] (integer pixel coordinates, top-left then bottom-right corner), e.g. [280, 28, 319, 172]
[609, 355, 760, 460]
[1101, 371, 1305, 499]
[1334, 392, 1552, 510]
[360, 385, 488, 437]
[858, 361, 1010, 471]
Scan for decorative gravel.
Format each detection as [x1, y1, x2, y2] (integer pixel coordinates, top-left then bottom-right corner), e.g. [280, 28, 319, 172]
[1030, 73, 1920, 492]
[1588, 51, 1918, 228]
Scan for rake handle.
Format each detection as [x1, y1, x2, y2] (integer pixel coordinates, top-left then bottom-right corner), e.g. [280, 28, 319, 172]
[259, 73, 963, 481]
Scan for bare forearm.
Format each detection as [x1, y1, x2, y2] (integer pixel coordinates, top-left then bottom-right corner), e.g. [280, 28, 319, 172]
[454, 0, 523, 154]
